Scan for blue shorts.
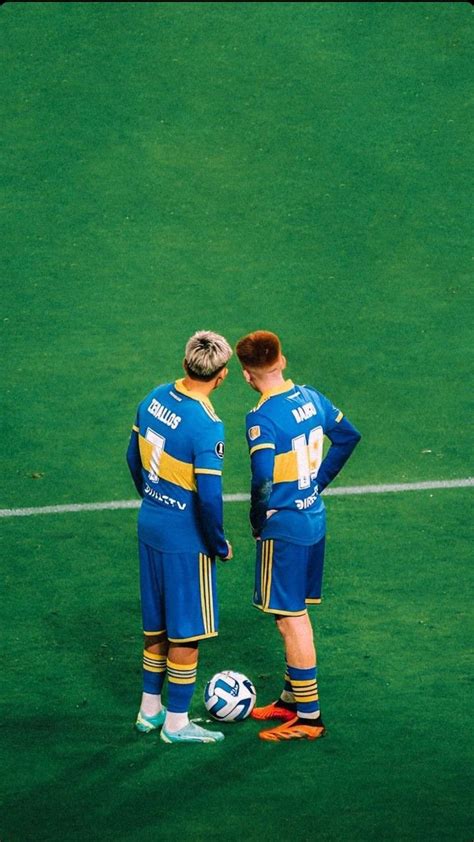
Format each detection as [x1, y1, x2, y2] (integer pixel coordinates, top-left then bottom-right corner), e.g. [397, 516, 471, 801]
[139, 541, 218, 642]
[254, 536, 325, 616]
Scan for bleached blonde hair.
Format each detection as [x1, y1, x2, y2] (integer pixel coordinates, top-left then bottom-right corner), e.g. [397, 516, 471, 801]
[184, 330, 233, 380]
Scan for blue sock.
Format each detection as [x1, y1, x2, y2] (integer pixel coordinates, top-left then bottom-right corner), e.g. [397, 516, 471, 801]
[166, 659, 197, 713]
[142, 650, 167, 695]
[287, 664, 320, 720]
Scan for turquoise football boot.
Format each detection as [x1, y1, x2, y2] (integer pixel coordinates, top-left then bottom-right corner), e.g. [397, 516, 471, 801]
[135, 708, 167, 733]
[160, 721, 224, 744]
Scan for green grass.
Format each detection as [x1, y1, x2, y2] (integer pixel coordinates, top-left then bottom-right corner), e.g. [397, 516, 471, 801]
[2, 2, 473, 510]
[1, 492, 472, 841]
[1, 3, 473, 841]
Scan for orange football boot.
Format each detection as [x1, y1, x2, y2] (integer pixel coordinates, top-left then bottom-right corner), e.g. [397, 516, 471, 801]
[259, 716, 325, 741]
[250, 701, 296, 722]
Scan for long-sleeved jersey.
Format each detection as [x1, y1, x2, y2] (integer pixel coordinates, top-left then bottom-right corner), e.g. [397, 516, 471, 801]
[127, 379, 228, 558]
[245, 379, 361, 545]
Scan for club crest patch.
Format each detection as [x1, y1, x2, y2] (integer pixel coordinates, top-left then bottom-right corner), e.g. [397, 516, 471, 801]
[215, 441, 225, 458]
[248, 425, 261, 441]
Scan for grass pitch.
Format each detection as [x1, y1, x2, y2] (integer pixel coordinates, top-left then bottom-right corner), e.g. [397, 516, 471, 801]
[1, 3, 472, 840]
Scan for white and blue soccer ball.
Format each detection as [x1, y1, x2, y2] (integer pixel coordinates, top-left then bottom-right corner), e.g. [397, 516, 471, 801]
[204, 670, 256, 722]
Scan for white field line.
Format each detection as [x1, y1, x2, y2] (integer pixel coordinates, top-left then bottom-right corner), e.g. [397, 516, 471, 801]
[0, 478, 472, 519]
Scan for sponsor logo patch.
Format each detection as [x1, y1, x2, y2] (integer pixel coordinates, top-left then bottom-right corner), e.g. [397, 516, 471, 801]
[248, 425, 261, 441]
[215, 441, 225, 458]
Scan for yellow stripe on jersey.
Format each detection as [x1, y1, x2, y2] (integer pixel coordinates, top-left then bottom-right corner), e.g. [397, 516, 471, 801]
[336, 411, 344, 423]
[200, 401, 221, 423]
[273, 450, 299, 484]
[249, 442, 276, 456]
[195, 468, 222, 476]
[138, 435, 196, 490]
[132, 424, 139, 432]
[160, 451, 196, 489]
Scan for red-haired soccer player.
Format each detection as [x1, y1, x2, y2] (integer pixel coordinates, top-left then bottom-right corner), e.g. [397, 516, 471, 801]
[235, 331, 361, 741]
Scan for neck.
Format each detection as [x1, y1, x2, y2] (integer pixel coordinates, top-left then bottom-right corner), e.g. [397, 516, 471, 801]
[181, 376, 215, 398]
[256, 372, 286, 395]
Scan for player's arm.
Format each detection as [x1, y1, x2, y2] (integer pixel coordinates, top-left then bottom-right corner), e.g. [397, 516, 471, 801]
[246, 416, 276, 538]
[194, 425, 231, 560]
[195, 474, 231, 559]
[315, 398, 361, 492]
[126, 417, 144, 497]
[249, 448, 275, 538]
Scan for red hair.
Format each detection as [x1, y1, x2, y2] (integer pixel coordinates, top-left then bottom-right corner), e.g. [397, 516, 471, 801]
[235, 331, 282, 369]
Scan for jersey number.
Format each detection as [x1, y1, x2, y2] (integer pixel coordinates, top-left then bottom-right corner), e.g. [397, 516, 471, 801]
[292, 426, 323, 489]
[145, 428, 166, 483]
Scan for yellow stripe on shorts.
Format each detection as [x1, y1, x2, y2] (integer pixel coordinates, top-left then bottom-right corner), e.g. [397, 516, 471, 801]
[261, 540, 274, 610]
[199, 553, 214, 635]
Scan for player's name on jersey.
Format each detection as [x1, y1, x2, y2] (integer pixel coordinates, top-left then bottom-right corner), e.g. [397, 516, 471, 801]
[291, 401, 317, 424]
[144, 483, 187, 509]
[147, 398, 182, 430]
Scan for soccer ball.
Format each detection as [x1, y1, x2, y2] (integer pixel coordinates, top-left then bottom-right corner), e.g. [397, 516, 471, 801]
[204, 670, 256, 722]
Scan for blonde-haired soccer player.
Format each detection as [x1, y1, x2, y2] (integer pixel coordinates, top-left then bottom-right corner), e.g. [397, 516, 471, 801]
[127, 331, 233, 744]
[236, 331, 361, 741]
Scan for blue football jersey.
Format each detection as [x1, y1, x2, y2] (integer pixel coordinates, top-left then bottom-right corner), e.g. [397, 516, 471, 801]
[245, 379, 361, 545]
[127, 379, 228, 556]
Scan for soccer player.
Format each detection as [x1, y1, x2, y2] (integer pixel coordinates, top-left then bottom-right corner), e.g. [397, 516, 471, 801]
[235, 331, 361, 741]
[126, 331, 233, 744]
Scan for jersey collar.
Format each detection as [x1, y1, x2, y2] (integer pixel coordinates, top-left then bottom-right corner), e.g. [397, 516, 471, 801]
[256, 379, 295, 408]
[174, 378, 216, 410]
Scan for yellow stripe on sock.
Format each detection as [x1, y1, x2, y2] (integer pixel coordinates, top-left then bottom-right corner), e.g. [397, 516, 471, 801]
[290, 679, 318, 687]
[167, 659, 198, 685]
[167, 659, 198, 672]
[143, 650, 167, 671]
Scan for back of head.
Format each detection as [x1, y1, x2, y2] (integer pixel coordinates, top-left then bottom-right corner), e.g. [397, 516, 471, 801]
[235, 330, 281, 370]
[185, 330, 233, 381]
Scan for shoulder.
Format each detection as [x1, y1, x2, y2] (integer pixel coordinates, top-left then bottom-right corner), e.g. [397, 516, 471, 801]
[198, 400, 222, 425]
[246, 402, 270, 426]
[245, 405, 275, 444]
[302, 385, 344, 425]
[300, 384, 329, 408]
[299, 383, 320, 398]
[190, 402, 224, 445]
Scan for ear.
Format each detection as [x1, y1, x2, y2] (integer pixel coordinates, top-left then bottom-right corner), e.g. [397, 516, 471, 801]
[214, 367, 228, 388]
[243, 369, 252, 384]
[280, 355, 287, 370]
